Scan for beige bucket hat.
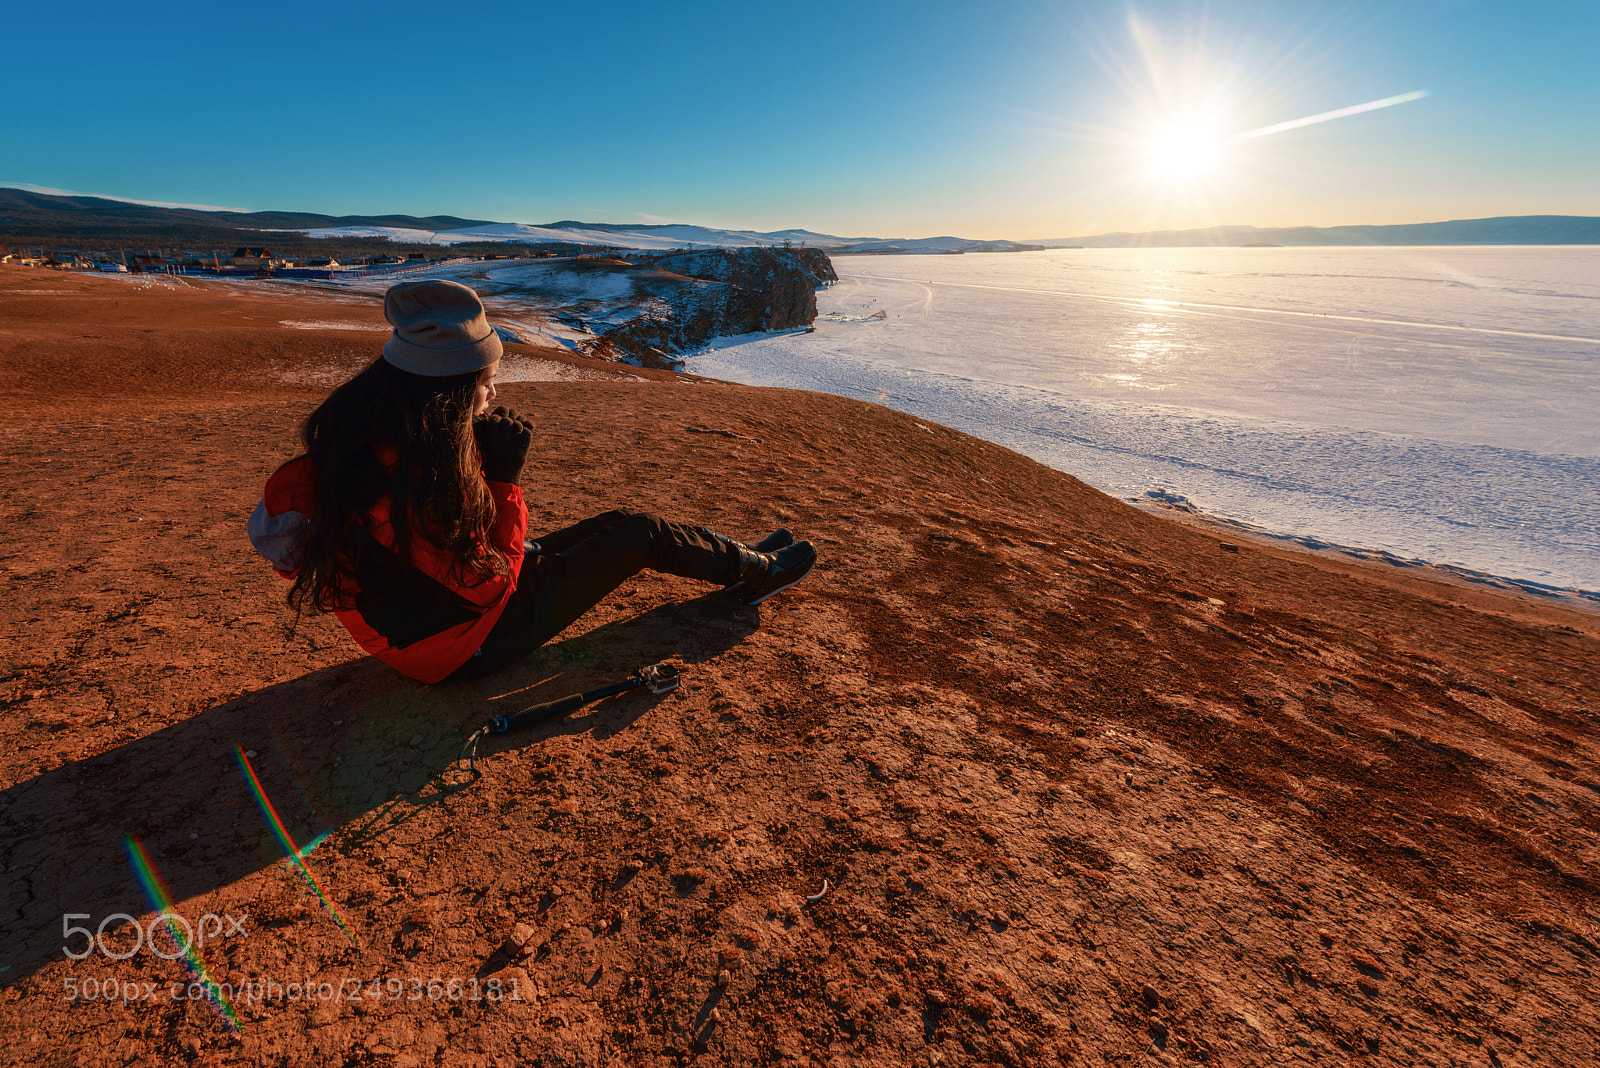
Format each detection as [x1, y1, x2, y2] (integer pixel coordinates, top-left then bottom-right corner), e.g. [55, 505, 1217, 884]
[381, 279, 503, 376]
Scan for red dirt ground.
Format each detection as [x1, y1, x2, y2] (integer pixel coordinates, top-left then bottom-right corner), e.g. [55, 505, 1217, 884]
[1, 265, 1597, 1067]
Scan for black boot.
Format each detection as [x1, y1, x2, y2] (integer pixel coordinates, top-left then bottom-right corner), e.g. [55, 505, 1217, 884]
[721, 529, 792, 593]
[751, 528, 795, 553]
[726, 541, 818, 605]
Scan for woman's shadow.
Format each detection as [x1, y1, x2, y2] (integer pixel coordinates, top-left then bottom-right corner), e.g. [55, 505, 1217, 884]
[0, 592, 756, 987]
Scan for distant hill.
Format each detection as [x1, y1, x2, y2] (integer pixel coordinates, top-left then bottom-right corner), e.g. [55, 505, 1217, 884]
[6, 188, 1594, 253]
[0, 188, 1034, 254]
[1031, 215, 1600, 248]
[272, 219, 1041, 254]
[0, 188, 491, 239]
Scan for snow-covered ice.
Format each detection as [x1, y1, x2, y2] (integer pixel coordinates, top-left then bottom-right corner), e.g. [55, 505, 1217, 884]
[686, 247, 1600, 596]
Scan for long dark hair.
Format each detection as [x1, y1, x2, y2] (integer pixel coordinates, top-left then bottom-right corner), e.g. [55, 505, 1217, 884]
[288, 356, 505, 615]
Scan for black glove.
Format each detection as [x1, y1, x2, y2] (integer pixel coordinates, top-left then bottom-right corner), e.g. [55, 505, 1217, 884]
[474, 408, 532, 484]
[494, 405, 536, 434]
[484, 404, 534, 430]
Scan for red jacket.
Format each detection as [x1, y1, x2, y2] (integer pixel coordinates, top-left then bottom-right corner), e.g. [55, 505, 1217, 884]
[248, 454, 527, 683]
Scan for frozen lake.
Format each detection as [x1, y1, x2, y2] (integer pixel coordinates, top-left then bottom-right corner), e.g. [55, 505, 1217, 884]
[686, 247, 1600, 597]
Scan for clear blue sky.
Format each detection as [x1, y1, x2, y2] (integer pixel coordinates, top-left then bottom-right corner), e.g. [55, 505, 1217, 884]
[4, 0, 1596, 238]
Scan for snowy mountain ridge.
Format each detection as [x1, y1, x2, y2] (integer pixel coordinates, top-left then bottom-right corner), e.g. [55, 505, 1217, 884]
[265, 219, 1043, 255]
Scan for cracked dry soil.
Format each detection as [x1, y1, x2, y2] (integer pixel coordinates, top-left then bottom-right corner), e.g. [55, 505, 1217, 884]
[1, 267, 1598, 1067]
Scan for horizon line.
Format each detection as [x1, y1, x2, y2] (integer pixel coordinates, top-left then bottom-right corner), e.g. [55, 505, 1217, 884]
[3, 183, 1597, 245]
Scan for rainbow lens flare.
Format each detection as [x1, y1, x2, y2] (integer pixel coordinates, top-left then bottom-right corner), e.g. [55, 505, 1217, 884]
[124, 835, 242, 1032]
[235, 745, 361, 947]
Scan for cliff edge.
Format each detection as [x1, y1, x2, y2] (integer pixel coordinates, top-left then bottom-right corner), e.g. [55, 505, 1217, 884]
[461, 247, 837, 369]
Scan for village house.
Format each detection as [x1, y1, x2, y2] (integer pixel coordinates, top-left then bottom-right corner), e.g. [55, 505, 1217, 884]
[229, 247, 282, 268]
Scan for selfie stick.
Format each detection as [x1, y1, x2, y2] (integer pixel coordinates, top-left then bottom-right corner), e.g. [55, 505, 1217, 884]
[458, 662, 681, 770]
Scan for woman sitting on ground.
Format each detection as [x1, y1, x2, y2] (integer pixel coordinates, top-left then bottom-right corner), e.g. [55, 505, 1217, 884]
[248, 279, 816, 683]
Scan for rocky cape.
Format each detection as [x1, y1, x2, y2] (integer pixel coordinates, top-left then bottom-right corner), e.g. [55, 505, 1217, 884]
[473, 247, 838, 369]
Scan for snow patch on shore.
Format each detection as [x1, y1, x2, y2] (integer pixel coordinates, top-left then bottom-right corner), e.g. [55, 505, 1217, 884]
[279, 319, 387, 331]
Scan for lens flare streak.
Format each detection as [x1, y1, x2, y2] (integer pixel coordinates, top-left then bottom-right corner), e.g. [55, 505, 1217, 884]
[1242, 90, 1431, 140]
[124, 836, 242, 1032]
[235, 745, 360, 947]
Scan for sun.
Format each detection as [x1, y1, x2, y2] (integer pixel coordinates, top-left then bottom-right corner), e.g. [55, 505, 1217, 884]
[1144, 119, 1228, 184]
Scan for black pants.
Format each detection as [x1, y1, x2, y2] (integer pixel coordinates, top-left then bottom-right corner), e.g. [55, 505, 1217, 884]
[448, 510, 741, 680]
